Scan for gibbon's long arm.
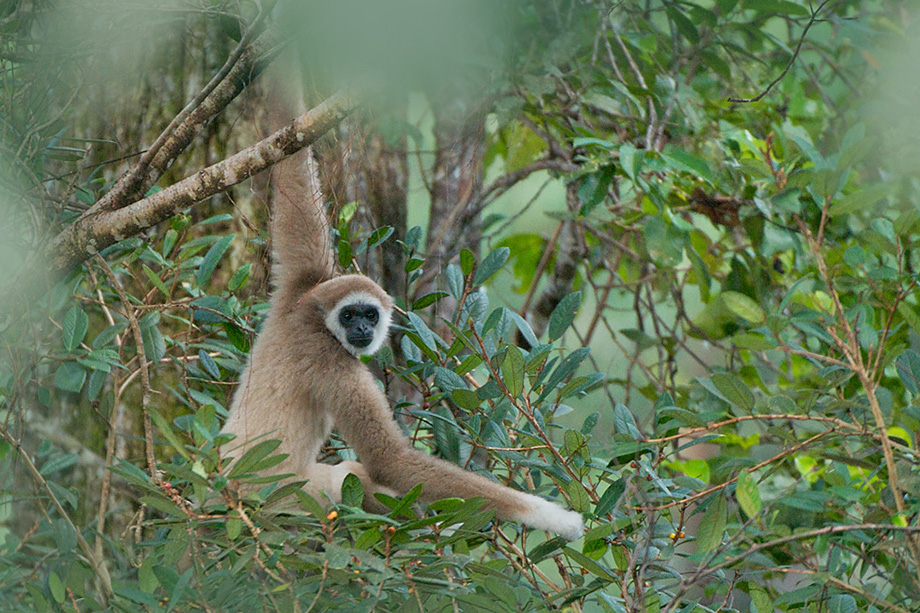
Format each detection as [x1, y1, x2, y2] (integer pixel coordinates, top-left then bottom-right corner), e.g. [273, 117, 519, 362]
[262, 68, 337, 308]
[325, 362, 585, 541]
[270, 150, 336, 300]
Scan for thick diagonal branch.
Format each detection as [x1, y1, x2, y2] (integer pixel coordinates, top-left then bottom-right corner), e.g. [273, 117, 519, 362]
[1, 85, 363, 317]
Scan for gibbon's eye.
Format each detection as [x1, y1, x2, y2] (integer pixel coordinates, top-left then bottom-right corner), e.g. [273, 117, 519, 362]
[364, 307, 379, 323]
[339, 310, 353, 325]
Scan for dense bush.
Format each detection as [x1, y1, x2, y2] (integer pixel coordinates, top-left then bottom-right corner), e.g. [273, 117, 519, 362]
[3, 1, 920, 612]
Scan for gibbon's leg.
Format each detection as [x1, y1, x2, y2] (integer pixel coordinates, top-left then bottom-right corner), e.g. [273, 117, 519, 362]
[300, 461, 396, 514]
[326, 366, 585, 541]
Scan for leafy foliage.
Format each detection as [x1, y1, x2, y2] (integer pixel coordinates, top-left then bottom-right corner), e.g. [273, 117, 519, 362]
[3, 1, 920, 612]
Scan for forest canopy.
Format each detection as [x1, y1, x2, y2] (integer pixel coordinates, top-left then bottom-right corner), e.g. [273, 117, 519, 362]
[2, 1, 920, 612]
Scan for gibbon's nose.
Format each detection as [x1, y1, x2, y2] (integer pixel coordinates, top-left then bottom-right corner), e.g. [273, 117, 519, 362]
[348, 323, 374, 348]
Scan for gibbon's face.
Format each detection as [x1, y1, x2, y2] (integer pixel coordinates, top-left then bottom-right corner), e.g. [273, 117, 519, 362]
[323, 289, 392, 357]
[338, 302, 380, 350]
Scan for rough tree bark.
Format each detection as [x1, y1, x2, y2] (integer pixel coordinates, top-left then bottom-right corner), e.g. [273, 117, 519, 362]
[417, 93, 489, 300]
[526, 181, 586, 339]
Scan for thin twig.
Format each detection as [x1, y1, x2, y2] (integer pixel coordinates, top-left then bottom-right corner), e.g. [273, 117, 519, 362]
[728, 0, 833, 103]
[95, 256, 157, 477]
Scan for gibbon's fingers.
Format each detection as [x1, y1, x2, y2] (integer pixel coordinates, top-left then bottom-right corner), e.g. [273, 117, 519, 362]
[516, 494, 584, 541]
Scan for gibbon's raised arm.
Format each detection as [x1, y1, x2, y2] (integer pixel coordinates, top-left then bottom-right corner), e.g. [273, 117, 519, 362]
[262, 69, 337, 306]
[269, 151, 336, 299]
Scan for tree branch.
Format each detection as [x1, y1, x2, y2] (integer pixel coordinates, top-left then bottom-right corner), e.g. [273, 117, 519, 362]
[1, 84, 364, 317]
[92, 26, 275, 215]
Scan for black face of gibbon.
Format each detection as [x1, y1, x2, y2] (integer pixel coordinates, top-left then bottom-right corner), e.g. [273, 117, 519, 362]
[339, 303, 380, 349]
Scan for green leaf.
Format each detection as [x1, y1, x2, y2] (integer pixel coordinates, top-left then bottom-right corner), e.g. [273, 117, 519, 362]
[433, 366, 465, 393]
[619, 143, 639, 181]
[451, 389, 480, 411]
[896, 349, 920, 395]
[367, 225, 394, 249]
[411, 291, 448, 310]
[666, 5, 699, 44]
[196, 233, 234, 287]
[528, 537, 566, 563]
[826, 594, 857, 613]
[711, 373, 755, 412]
[501, 345, 525, 397]
[54, 362, 87, 393]
[341, 472, 365, 507]
[744, 0, 813, 17]
[142, 264, 172, 297]
[40, 452, 79, 476]
[47, 481, 78, 509]
[139, 495, 185, 516]
[338, 239, 353, 268]
[149, 408, 191, 461]
[228, 263, 252, 291]
[578, 166, 614, 215]
[62, 306, 89, 352]
[735, 471, 762, 519]
[141, 324, 166, 362]
[198, 349, 220, 379]
[48, 571, 66, 604]
[572, 137, 614, 149]
[897, 303, 920, 335]
[537, 347, 591, 403]
[162, 228, 178, 257]
[749, 584, 772, 613]
[446, 264, 465, 300]
[227, 439, 285, 478]
[226, 517, 242, 540]
[52, 518, 77, 553]
[613, 403, 643, 440]
[77, 348, 118, 373]
[562, 429, 588, 460]
[564, 479, 591, 513]
[473, 247, 510, 286]
[507, 309, 539, 348]
[696, 494, 727, 553]
[721, 291, 765, 324]
[406, 311, 440, 353]
[828, 184, 888, 217]
[548, 291, 582, 341]
[661, 149, 713, 183]
[595, 479, 625, 516]
[460, 249, 475, 276]
[563, 547, 617, 581]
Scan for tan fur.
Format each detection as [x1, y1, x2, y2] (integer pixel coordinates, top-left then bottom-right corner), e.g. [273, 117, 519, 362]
[220, 75, 583, 540]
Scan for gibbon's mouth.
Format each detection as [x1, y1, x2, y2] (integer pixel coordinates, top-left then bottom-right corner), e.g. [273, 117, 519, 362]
[348, 333, 373, 348]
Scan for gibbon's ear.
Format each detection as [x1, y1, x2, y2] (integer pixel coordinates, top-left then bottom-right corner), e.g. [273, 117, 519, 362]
[323, 290, 393, 356]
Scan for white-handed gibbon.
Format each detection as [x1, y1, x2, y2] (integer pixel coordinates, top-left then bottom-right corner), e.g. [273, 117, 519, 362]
[220, 79, 584, 541]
